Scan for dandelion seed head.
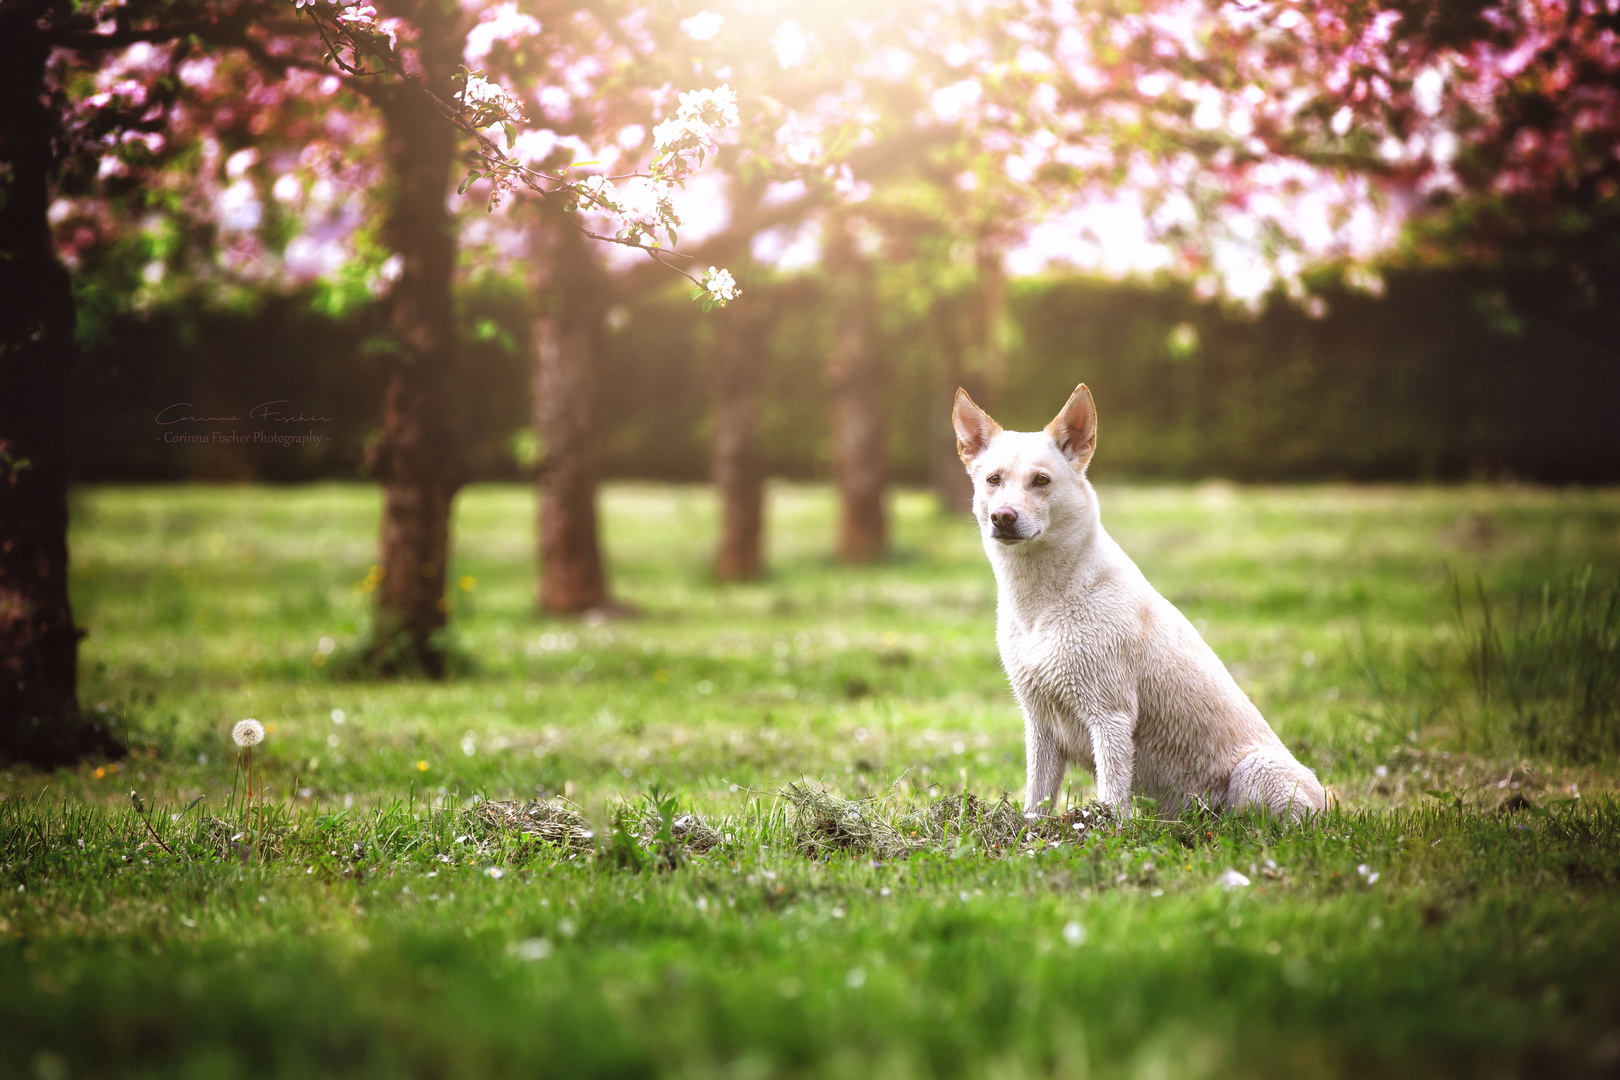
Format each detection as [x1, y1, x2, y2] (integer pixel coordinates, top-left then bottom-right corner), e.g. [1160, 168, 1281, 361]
[232, 719, 265, 748]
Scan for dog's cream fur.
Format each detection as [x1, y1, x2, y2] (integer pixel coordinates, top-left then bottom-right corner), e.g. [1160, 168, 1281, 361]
[954, 383, 1326, 819]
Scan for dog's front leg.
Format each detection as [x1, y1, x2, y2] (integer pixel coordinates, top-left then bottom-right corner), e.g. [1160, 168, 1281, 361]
[1023, 720, 1065, 815]
[1088, 716, 1136, 815]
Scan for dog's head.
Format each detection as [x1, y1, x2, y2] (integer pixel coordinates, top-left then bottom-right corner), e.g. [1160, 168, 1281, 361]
[953, 383, 1097, 548]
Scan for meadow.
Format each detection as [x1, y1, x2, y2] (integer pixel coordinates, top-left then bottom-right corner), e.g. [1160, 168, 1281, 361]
[4, 481, 1619, 1079]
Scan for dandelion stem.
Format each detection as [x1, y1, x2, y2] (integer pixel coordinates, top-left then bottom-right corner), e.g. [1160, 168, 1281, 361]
[243, 747, 253, 839]
[255, 773, 265, 864]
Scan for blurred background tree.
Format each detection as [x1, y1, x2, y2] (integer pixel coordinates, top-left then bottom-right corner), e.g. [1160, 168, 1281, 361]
[1, 0, 275, 766]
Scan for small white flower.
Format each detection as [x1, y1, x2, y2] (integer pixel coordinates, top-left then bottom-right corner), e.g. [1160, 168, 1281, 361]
[653, 116, 711, 153]
[1217, 868, 1251, 890]
[485, 866, 505, 880]
[577, 174, 619, 209]
[232, 719, 265, 748]
[702, 266, 739, 303]
[332, 4, 398, 47]
[612, 178, 673, 233]
[511, 937, 552, 960]
[1062, 920, 1086, 947]
[676, 85, 738, 129]
[459, 75, 527, 125]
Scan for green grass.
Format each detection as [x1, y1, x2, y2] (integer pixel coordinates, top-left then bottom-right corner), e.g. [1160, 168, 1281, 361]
[4, 481, 1620, 1078]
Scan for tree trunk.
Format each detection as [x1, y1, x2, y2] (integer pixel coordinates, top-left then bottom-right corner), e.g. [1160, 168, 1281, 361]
[930, 246, 1007, 515]
[528, 207, 609, 614]
[365, 19, 463, 676]
[709, 294, 768, 581]
[826, 220, 888, 563]
[0, 6, 121, 765]
[928, 292, 975, 515]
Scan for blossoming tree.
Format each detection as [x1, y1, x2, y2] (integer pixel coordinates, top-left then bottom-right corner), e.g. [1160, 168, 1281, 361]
[658, 0, 1619, 564]
[0, 0, 743, 759]
[3, 0, 1613, 761]
[435, 2, 746, 612]
[288, 0, 743, 650]
[626, 2, 1061, 564]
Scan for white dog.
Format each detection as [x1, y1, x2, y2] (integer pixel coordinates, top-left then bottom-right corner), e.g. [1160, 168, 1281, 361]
[953, 383, 1327, 819]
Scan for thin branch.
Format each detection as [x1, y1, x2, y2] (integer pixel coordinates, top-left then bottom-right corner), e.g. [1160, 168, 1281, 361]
[294, 4, 722, 292]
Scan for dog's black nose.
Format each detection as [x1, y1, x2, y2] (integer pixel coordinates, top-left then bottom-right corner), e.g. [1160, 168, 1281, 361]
[990, 507, 1018, 531]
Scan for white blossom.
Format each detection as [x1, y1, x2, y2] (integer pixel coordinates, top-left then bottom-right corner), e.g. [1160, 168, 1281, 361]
[576, 174, 619, 210]
[459, 75, 528, 126]
[676, 85, 738, 129]
[615, 179, 673, 230]
[232, 719, 265, 748]
[680, 11, 724, 41]
[650, 86, 738, 170]
[702, 266, 739, 303]
[653, 116, 712, 154]
[771, 21, 813, 69]
[332, 3, 398, 47]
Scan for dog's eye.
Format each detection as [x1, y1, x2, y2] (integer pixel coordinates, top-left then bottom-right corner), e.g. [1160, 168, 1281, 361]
[1031, 473, 1050, 487]
[986, 473, 1001, 486]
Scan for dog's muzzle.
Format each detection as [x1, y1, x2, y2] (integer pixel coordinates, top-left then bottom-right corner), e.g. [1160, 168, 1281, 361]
[989, 507, 1032, 543]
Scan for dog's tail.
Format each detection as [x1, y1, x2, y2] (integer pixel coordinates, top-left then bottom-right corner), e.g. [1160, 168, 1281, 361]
[1226, 746, 1328, 819]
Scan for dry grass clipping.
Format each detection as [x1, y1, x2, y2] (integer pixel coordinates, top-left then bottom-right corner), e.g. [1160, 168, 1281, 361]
[467, 798, 726, 861]
[464, 798, 596, 852]
[783, 782, 1117, 859]
[201, 815, 289, 862]
[628, 808, 725, 853]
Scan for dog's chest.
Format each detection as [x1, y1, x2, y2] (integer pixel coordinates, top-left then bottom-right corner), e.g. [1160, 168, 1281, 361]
[996, 602, 1119, 704]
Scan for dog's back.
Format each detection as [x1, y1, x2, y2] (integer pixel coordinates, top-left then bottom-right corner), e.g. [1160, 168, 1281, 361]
[955, 383, 1326, 819]
[1131, 570, 1325, 814]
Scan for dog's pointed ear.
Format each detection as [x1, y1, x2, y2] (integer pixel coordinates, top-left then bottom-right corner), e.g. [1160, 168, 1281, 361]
[1045, 383, 1097, 467]
[953, 388, 1001, 466]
